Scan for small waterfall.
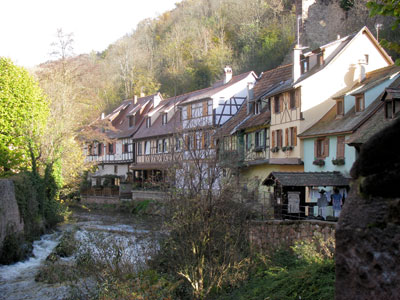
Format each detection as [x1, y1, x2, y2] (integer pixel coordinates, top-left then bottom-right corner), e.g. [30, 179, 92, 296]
[0, 233, 68, 300]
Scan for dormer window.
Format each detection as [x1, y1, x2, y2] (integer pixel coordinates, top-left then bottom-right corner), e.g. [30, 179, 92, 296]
[254, 100, 261, 115]
[162, 113, 167, 125]
[146, 117, 151, 128]
[128, 115, 134, 127]
[336, 98, 344, 116]
[301, 56, 309, 74]
[355, 95, 365, 112]
[385, 98, 400, 119]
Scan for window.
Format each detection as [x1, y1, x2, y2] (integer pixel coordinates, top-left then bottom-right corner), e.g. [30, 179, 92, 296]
[255, 130, 264, 148]
[97, 143, 103, 156]
[287, 127, 297, 146]
[337, 136, 345, 159]
[114, 165, 118, 174]
[88, 145, 93, 156]
[203, 132, 210, 149]
[137, 142, 142, 155]
[289, 90, 296, 109]
[254, 100, 261, 115]
[146, 117, 151, 128]
[163, 139, 168, 153]
[123, 143, 129, 153]
[386, 101, 393, 119]
[157, 140, 163, 153]
[336, 99, 344, 116]
[246, 133, 252, 150]
[162, 113, 167, 125]
[315, 138, 329, 158]
[191, 103, 202, 118]
[128, 115, 134, 127]
[274, 96, 280, 113]
[175, 137, 182, 151]
[108, 143, 114, 155]
[276, 130, 283, 147]
[355, 95, 365, 112]
[301, 56, 309, 74]
[144, 141, 150, 155]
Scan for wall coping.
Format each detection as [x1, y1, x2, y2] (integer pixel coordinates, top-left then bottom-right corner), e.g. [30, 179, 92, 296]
[251, 219, 337, 227]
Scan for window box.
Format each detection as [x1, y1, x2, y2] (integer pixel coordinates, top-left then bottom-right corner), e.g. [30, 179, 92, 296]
[271, 146, 280, 153]
[332, 158, 345, 165]
[282, 145, 294, 152]
[313, 158, 325, 166]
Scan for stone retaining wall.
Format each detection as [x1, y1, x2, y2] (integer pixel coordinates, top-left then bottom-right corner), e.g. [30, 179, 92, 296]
[80, 196, 120, 205]
[250, 219, 336, 253]
[0, 179, 24, 248]
[131, 190, 166, 201]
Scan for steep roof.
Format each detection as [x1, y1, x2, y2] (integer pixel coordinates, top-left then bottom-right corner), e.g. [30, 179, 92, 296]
[295, 26, 393, 86]
[253, 64, 292, 99]
[299, 97, 383, 138]
[299, 67, 400, 138]
[263, 171, 350, 187]
[347, 76, 400, 145]
[132, 91, 200, 140]
[181, 71, 256, 104]
[236, 106, 270, 131]
[105, 93, 159, 139]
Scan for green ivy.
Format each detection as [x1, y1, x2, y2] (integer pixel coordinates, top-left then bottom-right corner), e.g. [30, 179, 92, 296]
[340, 0, 354, 11]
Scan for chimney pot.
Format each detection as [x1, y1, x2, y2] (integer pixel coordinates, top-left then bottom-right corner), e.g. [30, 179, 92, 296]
[101, 112, 105, 120]
[133, 95, 138, 104]
[224, 66, 233, 84]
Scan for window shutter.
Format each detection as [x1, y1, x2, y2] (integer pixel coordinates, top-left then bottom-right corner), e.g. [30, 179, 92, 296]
[280, 95, 284, 112]
[293, 127, 297, 146]
[99, 143, 103, 156]
[187, 105, 192, 119]
[202, 101, 208, 116]
[323, 138, 329, 157]
[285, 128, 289, 146]
[314, 140, 318, 158]
[106, 143, 109, 155]
[272, 130, 275, 148]
[193, 133, 197, 149]
[295, 89, 300, 108]
[185, 135, 189, 149]
[113, 142, 116, 154]
[201, 133, 205, 149]
[337, 136, 345, 158]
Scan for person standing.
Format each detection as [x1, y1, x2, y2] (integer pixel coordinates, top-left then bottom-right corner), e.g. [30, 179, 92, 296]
[317, 189, 328, 220]
[331, 187, 343, 218]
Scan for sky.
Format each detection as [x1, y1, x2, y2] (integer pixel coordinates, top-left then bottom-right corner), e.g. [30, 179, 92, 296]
[0, 0, 180, 68]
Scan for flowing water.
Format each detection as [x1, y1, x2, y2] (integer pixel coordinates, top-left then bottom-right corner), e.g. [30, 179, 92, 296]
[0, 209, 163, 300]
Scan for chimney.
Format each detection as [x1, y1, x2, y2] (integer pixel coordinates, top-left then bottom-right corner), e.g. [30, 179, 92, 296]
[101, 112, 105, 120]
[246, 82, 254, 114]
[354, 60, 367, 83]
[153, 93, 161, 108]
[133, 95, 138, 105]
[140, 92, 145, 97]
[224, 66, 233, 84]
[293, 44, 302, 82]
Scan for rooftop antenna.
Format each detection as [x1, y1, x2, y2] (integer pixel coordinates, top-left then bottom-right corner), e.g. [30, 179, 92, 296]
[375, 23, 383, 41]
[297, 15, 302, 46]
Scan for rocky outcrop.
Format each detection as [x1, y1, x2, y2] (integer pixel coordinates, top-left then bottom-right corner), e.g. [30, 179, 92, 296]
[296, 0, 392, 49]
[0, 179, 24, 248]
[336, 118, 400, 299]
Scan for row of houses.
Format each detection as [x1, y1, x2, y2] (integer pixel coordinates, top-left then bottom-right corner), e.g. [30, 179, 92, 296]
[83, 26, 400, 219]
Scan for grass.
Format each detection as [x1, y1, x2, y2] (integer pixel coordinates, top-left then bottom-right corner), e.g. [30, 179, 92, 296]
[217, 249, 335, 300]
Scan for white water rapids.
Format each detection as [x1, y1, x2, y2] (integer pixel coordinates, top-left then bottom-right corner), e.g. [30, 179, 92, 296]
[0, 210, 162, 300]
[0, 233, 68, 300]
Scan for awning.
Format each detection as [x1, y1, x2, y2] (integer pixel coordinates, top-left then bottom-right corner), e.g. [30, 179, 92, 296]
[263, 171, 350, 187]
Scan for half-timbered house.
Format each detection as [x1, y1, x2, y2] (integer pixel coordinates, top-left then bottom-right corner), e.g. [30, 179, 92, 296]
[84, 93, 162, 191]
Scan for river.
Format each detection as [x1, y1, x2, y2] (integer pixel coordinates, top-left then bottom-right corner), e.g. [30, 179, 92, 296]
[0, 209, 163, 300]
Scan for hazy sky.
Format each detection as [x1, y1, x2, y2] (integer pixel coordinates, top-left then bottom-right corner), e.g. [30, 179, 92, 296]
[0, 0, 180, 67]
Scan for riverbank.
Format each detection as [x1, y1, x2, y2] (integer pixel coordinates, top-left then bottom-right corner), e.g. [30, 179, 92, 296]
[0, 208, 164, 300]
